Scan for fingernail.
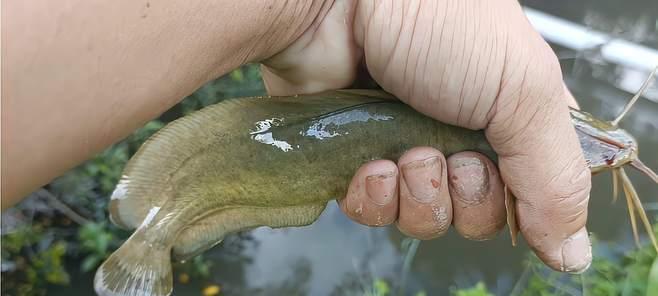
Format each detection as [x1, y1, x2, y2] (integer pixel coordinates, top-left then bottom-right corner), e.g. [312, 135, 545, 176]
[401, 156, 442, 203]
[365, 171, 397, 205]
[560, 227, 592, 273]
[449, 157, 489, 204]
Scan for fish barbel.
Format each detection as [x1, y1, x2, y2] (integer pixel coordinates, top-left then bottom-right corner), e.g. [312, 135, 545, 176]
[94, 75, 657, 296]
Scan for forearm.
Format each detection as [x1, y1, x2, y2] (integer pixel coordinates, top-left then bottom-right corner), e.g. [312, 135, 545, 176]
[2, 0, 332, 207]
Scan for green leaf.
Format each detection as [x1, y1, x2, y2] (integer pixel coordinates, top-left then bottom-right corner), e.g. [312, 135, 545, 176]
[230, 68, 245, 82]
[372, 279, 390, 296]
[452, 282, 494, 296]
[81, 255, 101, 272]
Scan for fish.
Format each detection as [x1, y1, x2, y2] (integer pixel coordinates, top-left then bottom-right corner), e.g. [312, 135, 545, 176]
[94, 73, 657, 296]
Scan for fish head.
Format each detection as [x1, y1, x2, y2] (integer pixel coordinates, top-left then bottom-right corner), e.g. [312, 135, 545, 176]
[570, 108, 638, 174]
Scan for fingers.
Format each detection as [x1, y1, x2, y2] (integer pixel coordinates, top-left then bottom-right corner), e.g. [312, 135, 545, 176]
[340, 149, 506, 242]
[339, 160, 399, 226]
[396, 147, 452, 240]
[447, 152, 506, 241]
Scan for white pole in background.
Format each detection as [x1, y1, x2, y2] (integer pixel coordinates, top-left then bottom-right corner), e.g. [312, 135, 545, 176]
[523, 7, 658, 101]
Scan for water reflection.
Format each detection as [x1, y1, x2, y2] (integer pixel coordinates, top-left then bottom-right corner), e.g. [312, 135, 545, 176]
[304, 109, 393, 140]
[251, 118, 295, 152]
[242, 204, 400, 295]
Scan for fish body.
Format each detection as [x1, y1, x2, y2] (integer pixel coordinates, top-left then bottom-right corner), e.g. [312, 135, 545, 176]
[94, 89, 641, 296]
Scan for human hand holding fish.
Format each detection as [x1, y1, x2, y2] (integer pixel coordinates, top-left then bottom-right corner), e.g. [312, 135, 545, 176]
[262, 0, 593, 273]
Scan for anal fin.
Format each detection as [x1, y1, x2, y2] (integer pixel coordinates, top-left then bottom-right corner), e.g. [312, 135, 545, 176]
[172, 202, 328, 261]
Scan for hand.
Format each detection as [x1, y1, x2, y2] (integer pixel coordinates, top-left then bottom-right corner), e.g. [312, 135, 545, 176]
[261, 0, 592, 273]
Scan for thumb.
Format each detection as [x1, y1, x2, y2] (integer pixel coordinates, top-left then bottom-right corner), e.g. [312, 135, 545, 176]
[486, 44, 592, 272]
[260, 0, 360, 96]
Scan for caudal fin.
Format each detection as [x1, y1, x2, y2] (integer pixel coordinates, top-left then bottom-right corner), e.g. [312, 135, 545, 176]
[94, 230, 173, 296]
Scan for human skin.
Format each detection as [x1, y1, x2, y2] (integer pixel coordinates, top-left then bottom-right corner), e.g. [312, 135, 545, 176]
[3, 0, 591, 273]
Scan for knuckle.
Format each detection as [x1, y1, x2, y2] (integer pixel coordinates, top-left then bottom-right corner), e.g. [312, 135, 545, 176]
[547, 153, 592, 201]
[487, 40, 566, 153]
[544, 162, 591, 226]
[399, 146, 445, 164]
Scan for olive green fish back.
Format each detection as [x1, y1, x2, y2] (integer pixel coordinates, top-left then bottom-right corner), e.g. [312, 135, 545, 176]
[108, 90, 398, 230]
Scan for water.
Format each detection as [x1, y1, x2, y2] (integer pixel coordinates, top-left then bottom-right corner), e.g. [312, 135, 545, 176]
[181, 3, 658, 295]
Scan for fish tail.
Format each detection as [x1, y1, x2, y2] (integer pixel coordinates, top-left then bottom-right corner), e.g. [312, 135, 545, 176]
[94, 229, 173, 296]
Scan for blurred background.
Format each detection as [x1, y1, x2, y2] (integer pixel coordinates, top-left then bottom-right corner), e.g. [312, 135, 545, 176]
[2, 1, 657, 295]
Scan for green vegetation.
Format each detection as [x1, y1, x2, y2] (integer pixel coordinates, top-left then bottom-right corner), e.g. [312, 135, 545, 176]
[357, 227, 658, 296]
[78, 222, 117, 273]
[452, 282, 494, 296]
[508, 230, 658, 296]
[2, 225, 69, 295]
